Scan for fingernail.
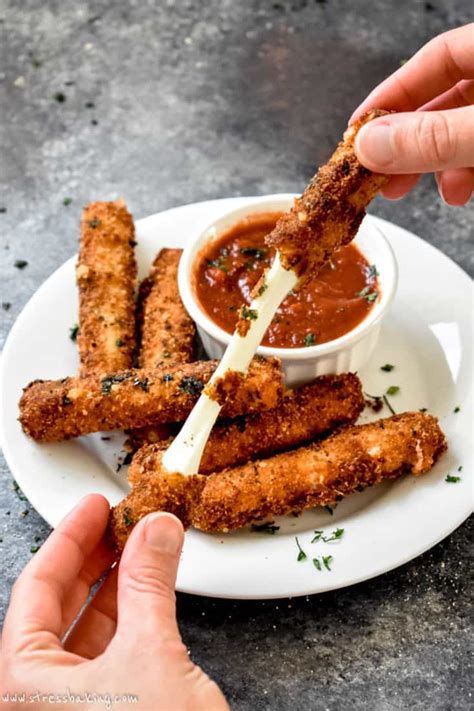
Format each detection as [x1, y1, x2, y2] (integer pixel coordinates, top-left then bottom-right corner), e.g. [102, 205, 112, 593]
[144, 513, 183, 554]
[356, 123, 394, 168]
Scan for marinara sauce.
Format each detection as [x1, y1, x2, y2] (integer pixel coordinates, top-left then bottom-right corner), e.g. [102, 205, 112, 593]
[194, 212, 379, 349]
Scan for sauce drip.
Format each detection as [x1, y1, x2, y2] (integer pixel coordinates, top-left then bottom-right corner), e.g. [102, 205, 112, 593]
[194, 212, 379, 349]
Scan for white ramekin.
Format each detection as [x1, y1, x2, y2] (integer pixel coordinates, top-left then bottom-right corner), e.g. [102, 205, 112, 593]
[178, 194, 398, 386]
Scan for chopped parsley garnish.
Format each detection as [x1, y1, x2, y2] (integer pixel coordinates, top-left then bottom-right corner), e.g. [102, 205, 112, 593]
[87, 217, 101, 229]
[453, 406, 460, 413]
[311, 527, 344, 543]
[445, 474, 461, 483]
[303, 333, 316, 347]
[116, 338, 124, 347]
[367, 264, 379, 280]
[162, 374, 174, 382]
[322, 555, 333, 571]
[241, 306, 258, 321]
[312, 558, 322, 571]
[295, 536, 307, 562]
[240, 247, 266, 260]
[383, 394, 396, 415]
[324, 505, 334, 515]
[322, 528, 345, 543]
[206, 257, 228, 272]
[13, 481, 27, 501]
[101, 372, 131, 395]
[14, 259, 28, 269]
[133, 377, 149, 392]
[53, 91, 66, 103]
[123, 452, 133, 466]
[419, 407, 428, 413]
[162, 351, 172, 359]
[386, 386, 400, 396]
[62, 395, 73, 406]
[63, 197, 73, 206]
[30, 545, 40, 554]
[179, 376, 204, 397]
[458, 465, 463, 472]
[380, 363, 394, 372]
[357, 286, 377, 302]
[257, 283, 268, 296]
[69, 324, 79, 341]
[2, 302, 11, 311]
[251, 521, 280, 535]
[123, 508, 133, 526]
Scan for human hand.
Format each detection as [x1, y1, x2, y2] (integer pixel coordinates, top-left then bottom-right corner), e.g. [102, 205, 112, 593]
[351, 24, 474, 205]
[0, 494, 228, 710]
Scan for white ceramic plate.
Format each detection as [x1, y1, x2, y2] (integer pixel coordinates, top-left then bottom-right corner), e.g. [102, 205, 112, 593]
[0, 197, 472, 600]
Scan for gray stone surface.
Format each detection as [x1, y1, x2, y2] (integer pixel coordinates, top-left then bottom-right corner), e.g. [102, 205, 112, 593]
[0, 1, 472, 709]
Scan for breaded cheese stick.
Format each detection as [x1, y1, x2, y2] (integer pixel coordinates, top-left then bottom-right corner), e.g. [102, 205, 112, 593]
[136, 248, 195, 368]
[109, 413, 447, 549]
[19, 357, 283, 442]
[76, 200, 137, 374]
[128, 373, 364, 481]
[131, 248, 196, 446]
[264, 110, 390, 280]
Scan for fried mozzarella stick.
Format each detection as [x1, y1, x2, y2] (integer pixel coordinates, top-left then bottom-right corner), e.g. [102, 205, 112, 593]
[76, 200, 137, 375]
[263, 109, 390, 281]
[131, 248, 196, 446]
[110, 413, 447, 549]
[19, 357, 283, 442]
[129, 373, 364, 480]
[136, 248, 195, 368]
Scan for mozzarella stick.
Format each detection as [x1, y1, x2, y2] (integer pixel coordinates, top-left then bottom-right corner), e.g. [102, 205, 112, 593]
[131, 248, 196, 446]
[136, 248, 195, 368]
[264, 110, 390, 280]
[109, 413, 447, 549]
[128, 373, 364, 481]
[19, 357, 283, 442]
[76, 200, 137, 374]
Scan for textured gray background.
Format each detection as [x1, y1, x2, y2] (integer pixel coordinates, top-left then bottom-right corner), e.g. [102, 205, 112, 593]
[0, 1, 472, 709]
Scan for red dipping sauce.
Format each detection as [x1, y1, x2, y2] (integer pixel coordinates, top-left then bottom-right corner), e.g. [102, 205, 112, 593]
[194, 212, 380, 349]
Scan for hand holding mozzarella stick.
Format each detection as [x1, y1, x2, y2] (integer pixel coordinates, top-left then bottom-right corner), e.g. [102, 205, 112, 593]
[351, 24, 474, 205]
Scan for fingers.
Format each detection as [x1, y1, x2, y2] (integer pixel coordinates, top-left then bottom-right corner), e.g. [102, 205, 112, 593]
[381, 174, 420, 200]
[2, 494, 110, 654]
[351, 24, 474, 121]
[113, 512, 184, 647]
[421, 79, 474, 112]
[64, 566, 119, 659]
[354, 107, 474, 174]
[436, 167, 474, 205]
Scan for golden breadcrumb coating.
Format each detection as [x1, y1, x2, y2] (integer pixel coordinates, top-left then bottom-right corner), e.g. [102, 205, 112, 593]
[136, 248, 195, 368]
[109, 413, 446, 549]
[76, 200, 137, 374]
[265, 110, 390, 278]
[128, 373, 364, 480]
[19, 357, 283, 442]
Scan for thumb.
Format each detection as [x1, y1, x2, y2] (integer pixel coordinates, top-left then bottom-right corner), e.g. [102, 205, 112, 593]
[355, 107, 474, 174]
[114, 512, 184, 645]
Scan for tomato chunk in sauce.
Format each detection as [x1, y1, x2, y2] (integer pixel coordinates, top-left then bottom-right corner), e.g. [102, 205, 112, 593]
[193, 212, 380, 349]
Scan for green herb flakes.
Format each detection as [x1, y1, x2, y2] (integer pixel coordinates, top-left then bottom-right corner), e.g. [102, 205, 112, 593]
[303, 333, 316, 347]
[123, 508, 133, 526]
[380, 364, 394, 372]
[453, 406, 460, 413]
[69, 324, 79, 341]
[386, 386, 400, 396]
[445, 474, 461, 483]
[179, 376, 204, 397]
[63, 197, 73, 206]
[312, 558, 322, 571]
[322, 555, 333, 571]
[295, 536, 307, 562]
[241, 306, 258, 321]
[251, 521, 280, 535]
